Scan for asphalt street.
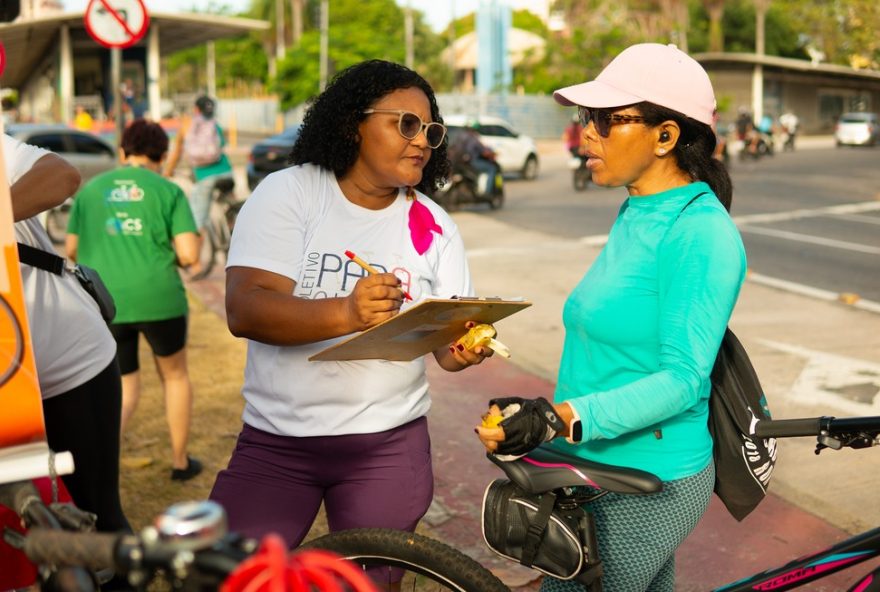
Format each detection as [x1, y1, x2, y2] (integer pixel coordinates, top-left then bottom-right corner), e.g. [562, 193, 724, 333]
[190, 135, 880, 590]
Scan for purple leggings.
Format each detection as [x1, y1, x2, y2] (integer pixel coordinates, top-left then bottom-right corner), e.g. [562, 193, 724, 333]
[209, 417, 434, 547]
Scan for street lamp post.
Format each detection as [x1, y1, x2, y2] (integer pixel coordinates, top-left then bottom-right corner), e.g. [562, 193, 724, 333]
[752, 0, 769, 121]
[405, 1, 414, 69]
[319, 0, 328, 91]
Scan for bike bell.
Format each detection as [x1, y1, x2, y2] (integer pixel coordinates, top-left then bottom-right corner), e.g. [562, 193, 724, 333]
[154, 500, 228, 550]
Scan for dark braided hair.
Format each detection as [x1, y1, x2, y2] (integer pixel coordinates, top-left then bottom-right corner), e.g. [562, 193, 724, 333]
[634, 102, 733, 211]
[289, 60, 450, 194]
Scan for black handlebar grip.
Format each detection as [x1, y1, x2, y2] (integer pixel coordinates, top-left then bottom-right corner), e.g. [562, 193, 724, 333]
[24, 529, 116, 571]
[755, 417, 823, 438]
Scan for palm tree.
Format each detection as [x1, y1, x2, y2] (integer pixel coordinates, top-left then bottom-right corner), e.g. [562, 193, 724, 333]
[704, 0, 725, 52]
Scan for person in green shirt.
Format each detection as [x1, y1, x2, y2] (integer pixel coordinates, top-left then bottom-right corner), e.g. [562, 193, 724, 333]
[67, 119, 203, 482]
[476, 44, 746, 591]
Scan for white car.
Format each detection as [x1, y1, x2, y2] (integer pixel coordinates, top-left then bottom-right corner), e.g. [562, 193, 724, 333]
[443, 115, 539, 180]
[834, 112, 880, 147]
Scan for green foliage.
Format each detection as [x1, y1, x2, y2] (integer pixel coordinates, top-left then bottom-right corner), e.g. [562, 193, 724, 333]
[688, 0, 806, 58]
[274, 0, 432, 109]
[163, 0, 880, 105]
[512, 10, 549, 36]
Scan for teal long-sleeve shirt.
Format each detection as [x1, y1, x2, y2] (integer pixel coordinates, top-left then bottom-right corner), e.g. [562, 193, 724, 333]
[549, 182, 746, 481]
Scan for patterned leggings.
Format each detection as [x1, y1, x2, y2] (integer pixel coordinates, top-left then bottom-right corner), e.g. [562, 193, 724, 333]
[540, 462, 714, 592]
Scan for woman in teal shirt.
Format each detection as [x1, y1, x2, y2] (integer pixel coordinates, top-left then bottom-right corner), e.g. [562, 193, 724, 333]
[477, 43, 746, 591]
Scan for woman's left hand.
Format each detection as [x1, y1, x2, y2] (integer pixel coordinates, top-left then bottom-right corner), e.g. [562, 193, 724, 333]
[434, 322, 493, 371]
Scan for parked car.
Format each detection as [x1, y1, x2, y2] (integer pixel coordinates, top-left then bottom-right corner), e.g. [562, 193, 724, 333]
[6, 124, 118, 244]
[834, 112, 880, 147]
[443, 115, 539, 180]
[247, 125, 301, 190]
[5, 123, 117, 182]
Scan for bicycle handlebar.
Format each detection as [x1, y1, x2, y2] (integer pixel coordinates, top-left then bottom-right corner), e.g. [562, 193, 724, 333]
[755, 415, 880, 443]
[23, 528, 117, 571]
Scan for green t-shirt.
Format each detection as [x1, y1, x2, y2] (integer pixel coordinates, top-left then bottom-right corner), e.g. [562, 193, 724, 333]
[549, 182, 746, 481]
[68, 166, 198, 323]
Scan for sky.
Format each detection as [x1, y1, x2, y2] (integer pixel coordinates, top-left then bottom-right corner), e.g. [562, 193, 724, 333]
[62, 0, 550, 33]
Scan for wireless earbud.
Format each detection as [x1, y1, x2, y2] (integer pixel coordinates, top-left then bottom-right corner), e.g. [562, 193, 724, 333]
[660, 131, 671, 142]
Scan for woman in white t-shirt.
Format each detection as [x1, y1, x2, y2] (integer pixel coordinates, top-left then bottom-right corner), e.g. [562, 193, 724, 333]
[5, 134, 131, 536]
[209, 60, 490, 562]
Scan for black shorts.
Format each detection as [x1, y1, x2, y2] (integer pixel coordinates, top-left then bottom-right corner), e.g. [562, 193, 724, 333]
[110, 316, 188, 375]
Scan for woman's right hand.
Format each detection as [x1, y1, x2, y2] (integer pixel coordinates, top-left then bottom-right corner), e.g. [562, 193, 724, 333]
[345, 273, 405, 331]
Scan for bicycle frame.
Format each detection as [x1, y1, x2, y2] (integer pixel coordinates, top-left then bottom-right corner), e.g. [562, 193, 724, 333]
[713, 527, 880, 591]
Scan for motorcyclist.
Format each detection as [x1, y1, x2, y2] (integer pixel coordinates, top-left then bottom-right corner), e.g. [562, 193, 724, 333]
[779, 111, 799, 151]
[447, 123, 499, 199]
[562, 114, 584, 159]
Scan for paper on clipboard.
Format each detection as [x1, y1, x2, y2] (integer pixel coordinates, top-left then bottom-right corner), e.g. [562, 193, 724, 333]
[308, 297, 531, 362]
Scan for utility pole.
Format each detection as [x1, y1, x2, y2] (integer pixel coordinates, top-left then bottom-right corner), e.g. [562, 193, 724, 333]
[319, 0, 329, 91]
[752, 0, 768, 121]
[405, 1, 414, 69]
[275, 0, 285, 60]
[448, 0, 456, 90]
[291, 0, 303, 46]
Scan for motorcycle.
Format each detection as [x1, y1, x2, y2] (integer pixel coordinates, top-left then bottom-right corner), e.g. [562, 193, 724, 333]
[738, 131, 774, 161]
[569, 155, 590, 191]
[435, 153, 504, 212]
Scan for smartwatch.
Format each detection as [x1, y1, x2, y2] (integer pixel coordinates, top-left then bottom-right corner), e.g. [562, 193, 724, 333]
[566, 407, 583, 444]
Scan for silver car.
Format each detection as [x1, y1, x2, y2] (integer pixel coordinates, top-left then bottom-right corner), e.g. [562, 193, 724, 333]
[6, 124, 117, 243]
[834, 112, 880, 147]
[5, 124, 117, 181]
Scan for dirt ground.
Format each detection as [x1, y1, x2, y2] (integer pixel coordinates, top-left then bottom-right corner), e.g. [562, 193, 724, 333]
[116, 291, 335, 537]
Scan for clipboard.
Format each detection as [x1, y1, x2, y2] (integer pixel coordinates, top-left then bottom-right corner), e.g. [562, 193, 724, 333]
[309, 297, 531, 362]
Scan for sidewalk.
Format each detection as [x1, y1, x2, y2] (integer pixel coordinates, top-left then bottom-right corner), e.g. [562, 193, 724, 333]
[181, 141, 879, 588]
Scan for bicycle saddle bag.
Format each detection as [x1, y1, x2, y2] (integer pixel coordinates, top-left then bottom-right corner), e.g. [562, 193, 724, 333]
[481, 478, 587, 580]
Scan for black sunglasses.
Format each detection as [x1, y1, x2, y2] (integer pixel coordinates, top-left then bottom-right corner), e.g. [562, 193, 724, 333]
[362, 109, 447, 149]
[578, 107, 646, 137]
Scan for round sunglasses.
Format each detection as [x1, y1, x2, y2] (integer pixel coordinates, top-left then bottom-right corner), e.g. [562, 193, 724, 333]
[578, 107, 646, 138]
[362, 109, 447, 149]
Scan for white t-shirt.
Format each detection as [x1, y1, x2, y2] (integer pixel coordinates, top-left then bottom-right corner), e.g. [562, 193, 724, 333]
[5, 134, 117, 400]
[227, 163, 474, 436]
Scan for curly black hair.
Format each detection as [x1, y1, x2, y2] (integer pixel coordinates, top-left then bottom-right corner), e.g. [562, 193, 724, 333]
[121, 118, 169, 163]
[289, 60, 450, 194]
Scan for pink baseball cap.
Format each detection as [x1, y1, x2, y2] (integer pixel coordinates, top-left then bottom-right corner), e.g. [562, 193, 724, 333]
[553, 43, 716, 126]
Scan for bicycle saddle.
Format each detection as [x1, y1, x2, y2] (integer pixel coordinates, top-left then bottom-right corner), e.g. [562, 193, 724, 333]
[487, 446, 662, 495]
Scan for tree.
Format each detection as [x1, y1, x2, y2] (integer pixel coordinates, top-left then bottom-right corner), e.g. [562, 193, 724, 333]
[273, 0, 447, 109]
[774, 0, 880, 68]
[704, 0, 725, 52]
[688, 0, 806, 59]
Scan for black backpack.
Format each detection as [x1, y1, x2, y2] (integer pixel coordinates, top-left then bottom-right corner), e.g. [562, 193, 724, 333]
[676, 194, 777, 521]
[708, 328, 777, 521]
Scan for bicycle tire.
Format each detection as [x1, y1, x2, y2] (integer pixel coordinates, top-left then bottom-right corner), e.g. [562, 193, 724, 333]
[192, 223, 219, 280]
[573, 168, 590, 191]
[304, 528, 509, 592]
[45, 208, 69, 245]
[0, 294, 25, 387]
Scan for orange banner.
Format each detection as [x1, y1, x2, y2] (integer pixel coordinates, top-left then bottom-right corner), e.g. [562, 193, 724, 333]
[0, 138, 46, 449]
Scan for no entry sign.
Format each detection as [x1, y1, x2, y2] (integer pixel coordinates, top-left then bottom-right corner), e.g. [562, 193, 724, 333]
[84, 0, 150, 49]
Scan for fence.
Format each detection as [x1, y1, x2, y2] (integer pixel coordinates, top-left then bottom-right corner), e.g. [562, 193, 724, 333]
[206, 94, 572, 140]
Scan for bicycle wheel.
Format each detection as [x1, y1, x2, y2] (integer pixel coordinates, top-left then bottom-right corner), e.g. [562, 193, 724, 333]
[45, 207, 69, 245]
[573, 167, 590, 191]
[0, 294, 25, 387]
[305, 528, 509, 592]
[192, 224, 218, 280]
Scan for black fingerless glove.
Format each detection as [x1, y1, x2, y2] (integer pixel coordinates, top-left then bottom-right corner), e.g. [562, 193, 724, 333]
[490, 396, 566, 457]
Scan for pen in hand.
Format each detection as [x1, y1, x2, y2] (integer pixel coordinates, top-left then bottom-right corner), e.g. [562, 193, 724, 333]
[344, 250, 413, 301]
